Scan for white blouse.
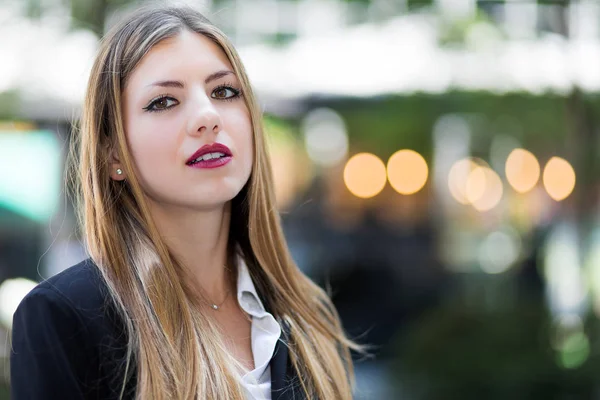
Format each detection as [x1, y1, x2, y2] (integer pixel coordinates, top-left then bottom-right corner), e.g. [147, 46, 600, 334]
[235, 257, 282, 400]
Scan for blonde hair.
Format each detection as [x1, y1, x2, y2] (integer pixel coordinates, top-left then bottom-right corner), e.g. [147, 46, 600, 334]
[68, 4, 363, 399]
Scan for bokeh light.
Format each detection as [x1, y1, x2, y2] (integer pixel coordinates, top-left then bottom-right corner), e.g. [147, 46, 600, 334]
[543, 157, 576, 201]
[505, 148, 540, 193]
[465, 166, 487, 204]
[468, 166, 503, 212]
[448, 158, 480, 205]
[544, 221, 586, 315]
[302, 108, 349, 167]
[550, 314, 589, 370]
[478, 228, 522, 274]
[270, 145, 301, 209]
[0, 277, 37, 328]
[0, 130, 61, 221]
[266, 117, 314, 209]
[344, 153, 387, 198]
[449, 158, 502, 211]
[2, 2, 600, 396]
[386, 149, 428, 195]
[557, 331, 590, 369]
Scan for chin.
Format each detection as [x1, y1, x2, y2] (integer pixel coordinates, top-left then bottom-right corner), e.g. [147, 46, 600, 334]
[190, 187, 245, 209]
[151, 179, 248, 209]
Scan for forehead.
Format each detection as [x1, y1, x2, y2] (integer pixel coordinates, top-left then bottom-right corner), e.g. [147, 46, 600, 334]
[126, 30, 233, 88]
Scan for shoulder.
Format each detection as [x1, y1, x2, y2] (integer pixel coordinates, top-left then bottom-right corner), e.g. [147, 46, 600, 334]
[11, 259, 134, 399]
[14, 257, 119, 340]
[33, 257, 107, 308]
[13, 257, 129, 362]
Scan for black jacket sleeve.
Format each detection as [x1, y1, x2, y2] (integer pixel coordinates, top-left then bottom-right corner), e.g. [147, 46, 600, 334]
[10, 287, 89, 399]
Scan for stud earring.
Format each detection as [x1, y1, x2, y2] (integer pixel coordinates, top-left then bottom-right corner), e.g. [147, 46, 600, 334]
[116, 168, 123, 175]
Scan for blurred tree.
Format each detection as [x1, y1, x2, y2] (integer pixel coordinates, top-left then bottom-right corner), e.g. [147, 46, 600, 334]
[68, 0, 232, 37]
[396, 299, 600, 400]
[307, 92, 569, 160]
[0, 91, 20, 120]
[70, 0, 137, 36]
[24, 0, 42, 19]
[408, 0, 433, 11]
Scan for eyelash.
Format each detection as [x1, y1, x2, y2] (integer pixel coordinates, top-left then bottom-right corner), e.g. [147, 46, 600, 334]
[142, 94, 177, 113]
[214, 82, 243, 102]
[142, 83, 243, 113]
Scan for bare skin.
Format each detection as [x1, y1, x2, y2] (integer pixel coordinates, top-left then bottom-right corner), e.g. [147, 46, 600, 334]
[212, 296, 255, 372]
[113, 30, 256, 370]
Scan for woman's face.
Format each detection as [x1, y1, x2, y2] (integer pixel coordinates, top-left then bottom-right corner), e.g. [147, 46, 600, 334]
[117, 30, 253, 211]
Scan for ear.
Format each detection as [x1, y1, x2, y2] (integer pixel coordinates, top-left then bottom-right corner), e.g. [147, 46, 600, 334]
[108, 146, 126, 181]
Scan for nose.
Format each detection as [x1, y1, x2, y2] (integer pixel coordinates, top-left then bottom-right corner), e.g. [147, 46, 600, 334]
[187, 100, 222, 136]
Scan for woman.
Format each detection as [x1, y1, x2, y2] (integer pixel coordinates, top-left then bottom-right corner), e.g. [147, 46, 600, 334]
[10, 4, 363, 400]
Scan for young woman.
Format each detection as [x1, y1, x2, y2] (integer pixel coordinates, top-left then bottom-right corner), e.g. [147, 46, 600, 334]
[10, 5, 362, 400]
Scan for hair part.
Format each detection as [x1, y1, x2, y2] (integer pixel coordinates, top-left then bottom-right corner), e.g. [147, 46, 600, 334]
[69, 4, 366, 399]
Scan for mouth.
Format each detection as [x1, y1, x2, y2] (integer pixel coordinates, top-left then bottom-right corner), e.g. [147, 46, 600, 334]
[187, 151, 229, 165]
[186, 143, 232, 165]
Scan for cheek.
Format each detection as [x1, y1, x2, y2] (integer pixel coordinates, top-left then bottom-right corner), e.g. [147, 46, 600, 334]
[237, 114, 254, 171]
[126, 118, 179, 179]
[222, 107, 253, 165]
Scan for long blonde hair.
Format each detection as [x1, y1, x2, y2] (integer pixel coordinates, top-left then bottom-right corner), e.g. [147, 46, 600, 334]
[68, 4, 362, 399]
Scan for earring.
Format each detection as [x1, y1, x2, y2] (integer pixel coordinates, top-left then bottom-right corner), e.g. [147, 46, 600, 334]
[116, 168, 123, 175]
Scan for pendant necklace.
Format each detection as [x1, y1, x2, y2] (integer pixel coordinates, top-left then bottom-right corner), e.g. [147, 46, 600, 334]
[209, 263, 232, 311]
[210, 289, 231, 310]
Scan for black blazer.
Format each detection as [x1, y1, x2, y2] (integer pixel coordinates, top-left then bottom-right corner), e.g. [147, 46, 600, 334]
[10, 258, 304, 399]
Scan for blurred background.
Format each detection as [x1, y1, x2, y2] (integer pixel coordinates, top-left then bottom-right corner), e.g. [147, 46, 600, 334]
[1, 0, 599, 398]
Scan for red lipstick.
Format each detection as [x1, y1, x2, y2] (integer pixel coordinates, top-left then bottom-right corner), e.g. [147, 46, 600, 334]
[186, 143, 232, 169]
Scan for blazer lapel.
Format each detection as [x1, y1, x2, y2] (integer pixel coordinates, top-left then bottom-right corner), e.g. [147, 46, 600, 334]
[270, 319, 305, 400]
[270, 331, 289, 399]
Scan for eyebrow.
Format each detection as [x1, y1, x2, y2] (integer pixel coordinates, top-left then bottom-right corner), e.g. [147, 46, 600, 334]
[147, 70, 235, 88]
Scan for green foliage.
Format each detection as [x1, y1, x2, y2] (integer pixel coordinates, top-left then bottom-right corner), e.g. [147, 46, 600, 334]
[304, 91, 580, 163]
[24, 0, 42, 19]
[407, 0, 434, 11]
[437, 9, 504, 47]
[0, 384, 8, 400]
[0, 91, 21, 120]
[394, 299, 600, 400]
[70, 0, 138, 36]
[264, 114, 299, 140]
[266, 32, 297, 47]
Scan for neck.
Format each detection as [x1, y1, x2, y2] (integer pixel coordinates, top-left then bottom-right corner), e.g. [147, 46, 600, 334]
[147, 200, 235, 303]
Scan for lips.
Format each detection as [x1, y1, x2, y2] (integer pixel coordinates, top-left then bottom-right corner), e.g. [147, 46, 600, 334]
[186, 143, 232, 165]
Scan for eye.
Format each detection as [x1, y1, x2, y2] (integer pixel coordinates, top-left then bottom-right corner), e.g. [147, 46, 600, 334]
[212, 85, 241, 100]
[143, 96, 179, 112]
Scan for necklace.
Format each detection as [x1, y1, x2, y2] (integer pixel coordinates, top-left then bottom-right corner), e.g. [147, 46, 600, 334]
[210, 289, 231, 310]
[208, 263, 233, 311]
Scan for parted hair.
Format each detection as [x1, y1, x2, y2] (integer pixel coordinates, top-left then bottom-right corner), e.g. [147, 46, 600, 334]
[68, 4, 363, 399]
